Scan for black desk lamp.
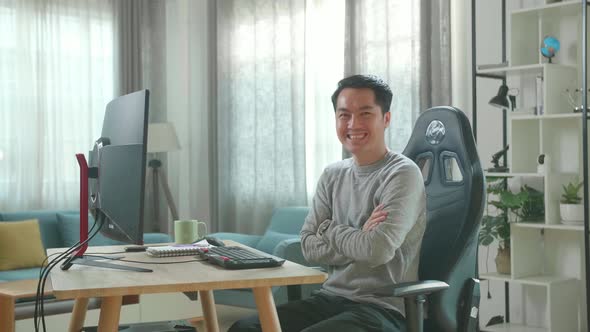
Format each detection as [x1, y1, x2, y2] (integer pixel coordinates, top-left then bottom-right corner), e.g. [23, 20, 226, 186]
[489, 84, 516, 111]
[487, 84, 515, 172]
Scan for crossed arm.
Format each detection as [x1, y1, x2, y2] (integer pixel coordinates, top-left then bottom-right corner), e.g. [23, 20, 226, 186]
[300, 166, 425, 268]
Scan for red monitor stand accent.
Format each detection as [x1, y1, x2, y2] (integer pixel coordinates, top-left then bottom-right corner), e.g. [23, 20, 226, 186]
[60, 154, 151, 272]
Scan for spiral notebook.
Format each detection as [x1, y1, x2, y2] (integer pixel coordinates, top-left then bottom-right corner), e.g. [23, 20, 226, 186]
[147, 243, 209, 258]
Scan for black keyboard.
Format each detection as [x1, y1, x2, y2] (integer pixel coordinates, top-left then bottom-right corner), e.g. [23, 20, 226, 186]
[197, 246, 285, 270]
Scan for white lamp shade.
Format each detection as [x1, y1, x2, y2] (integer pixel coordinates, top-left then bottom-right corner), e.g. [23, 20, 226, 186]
[147, 122, 180, 153]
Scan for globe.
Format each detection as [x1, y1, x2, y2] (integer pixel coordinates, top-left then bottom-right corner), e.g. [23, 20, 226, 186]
[540, 36, 560, 63]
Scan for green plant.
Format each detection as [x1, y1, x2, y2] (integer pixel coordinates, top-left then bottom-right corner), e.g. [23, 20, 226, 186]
[520, 184, 544, 222]
[479, 177, 539, 248]
[561, 180, 583, 204]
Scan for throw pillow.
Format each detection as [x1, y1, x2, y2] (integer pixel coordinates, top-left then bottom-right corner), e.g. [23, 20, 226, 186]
[0, 219, 47, 271]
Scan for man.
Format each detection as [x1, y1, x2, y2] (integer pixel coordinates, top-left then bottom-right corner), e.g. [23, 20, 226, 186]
[229, 75, 426, 332]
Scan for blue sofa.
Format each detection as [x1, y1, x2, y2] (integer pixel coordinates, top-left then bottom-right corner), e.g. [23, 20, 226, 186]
[0, 209, 171, 320]
[210, 206, 322, 308]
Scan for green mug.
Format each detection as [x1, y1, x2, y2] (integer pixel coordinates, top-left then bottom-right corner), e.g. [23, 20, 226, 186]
[174, 220, 208, 244]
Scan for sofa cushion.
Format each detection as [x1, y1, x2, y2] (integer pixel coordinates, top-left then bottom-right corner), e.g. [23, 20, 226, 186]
[57, 213, 121, 246]
[0, 210, 74, 249]
[0, 267, 41, 282]
[255, 231, 297, 255]
[0, 220, 47, 271]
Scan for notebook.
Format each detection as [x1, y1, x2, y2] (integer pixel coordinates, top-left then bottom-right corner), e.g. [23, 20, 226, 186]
[147, 242, 210, 258]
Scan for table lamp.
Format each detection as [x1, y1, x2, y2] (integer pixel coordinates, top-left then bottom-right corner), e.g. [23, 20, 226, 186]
[487, 84, 515, 173]
[147, 122, 180, 231]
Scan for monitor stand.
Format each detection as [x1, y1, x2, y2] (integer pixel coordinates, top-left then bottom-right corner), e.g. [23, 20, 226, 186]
[60, 154, 151, 273]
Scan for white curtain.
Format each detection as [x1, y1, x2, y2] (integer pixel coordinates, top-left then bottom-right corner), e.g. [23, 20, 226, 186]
[347, 0, 451, 153]
[0, 0, 115, 212]
[216, 0, 345, 234]
[214, 0, 450, 234]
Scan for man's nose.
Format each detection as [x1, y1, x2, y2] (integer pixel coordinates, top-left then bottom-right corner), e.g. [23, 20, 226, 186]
[348, 115, 360, 128]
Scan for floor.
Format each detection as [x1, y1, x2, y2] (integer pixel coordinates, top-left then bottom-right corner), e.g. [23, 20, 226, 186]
[191, 304, 258, 332]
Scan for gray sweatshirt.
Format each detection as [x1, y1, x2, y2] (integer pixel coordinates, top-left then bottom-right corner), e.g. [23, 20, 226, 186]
[300, 150, 426, 315]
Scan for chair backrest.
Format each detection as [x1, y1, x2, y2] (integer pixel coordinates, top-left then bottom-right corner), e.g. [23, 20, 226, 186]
[402, 106, 485, 332]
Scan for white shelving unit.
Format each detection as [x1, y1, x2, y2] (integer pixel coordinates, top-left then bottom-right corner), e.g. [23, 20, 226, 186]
[477, 1, 588, 331]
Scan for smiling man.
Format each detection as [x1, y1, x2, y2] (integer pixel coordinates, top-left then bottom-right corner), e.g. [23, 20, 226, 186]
[229, 75, 426, 332]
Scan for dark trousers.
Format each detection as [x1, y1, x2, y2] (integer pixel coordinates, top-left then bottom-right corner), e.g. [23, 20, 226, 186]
[228, 292, 406, 332]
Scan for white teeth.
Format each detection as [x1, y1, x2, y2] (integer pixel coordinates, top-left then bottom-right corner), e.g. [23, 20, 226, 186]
[348, 134, 366, 140]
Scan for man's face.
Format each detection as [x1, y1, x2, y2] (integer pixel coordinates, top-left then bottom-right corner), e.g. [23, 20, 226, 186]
[335, 88, 390, 164]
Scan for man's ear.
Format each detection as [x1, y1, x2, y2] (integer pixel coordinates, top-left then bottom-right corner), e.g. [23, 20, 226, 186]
[384, 112, 391, 128]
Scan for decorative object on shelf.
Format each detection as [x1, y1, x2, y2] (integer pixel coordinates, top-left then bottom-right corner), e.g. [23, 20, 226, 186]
[563, 87, 590, 113]
[537, 154, 546, 174]
[487, 145, 510, 173]
[146, 122, 181, 233]
[559, 180, 583, 225]
[489, 84, 517, 111]
[540, 35, 560, 63]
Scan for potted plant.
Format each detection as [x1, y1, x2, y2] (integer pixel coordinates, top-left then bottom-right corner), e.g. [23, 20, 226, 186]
[479, 177, 531, 274]
[560, 180, 583, 224]
[520, 184, 545, 222]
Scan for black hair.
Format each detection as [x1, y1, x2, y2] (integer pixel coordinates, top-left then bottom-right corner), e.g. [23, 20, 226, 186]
[331, 74, 393, 114]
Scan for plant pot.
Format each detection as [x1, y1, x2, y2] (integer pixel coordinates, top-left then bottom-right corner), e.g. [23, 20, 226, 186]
[559, 203, 583, 224]
[495, 246, 511, 275]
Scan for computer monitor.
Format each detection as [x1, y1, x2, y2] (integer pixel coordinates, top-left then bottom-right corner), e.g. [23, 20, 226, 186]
[61, 90, 151, 272]
[90, 89, 149, 244]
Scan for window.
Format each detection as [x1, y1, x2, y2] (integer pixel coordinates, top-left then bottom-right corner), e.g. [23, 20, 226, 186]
[0, 0, 115, 210]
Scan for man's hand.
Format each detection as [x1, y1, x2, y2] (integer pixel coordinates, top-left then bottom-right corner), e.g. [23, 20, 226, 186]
[362, 204, 388, 231]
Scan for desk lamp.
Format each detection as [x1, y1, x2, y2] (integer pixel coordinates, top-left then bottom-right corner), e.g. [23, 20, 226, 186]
[147, 122, 180, 232]
[488, 84, 515, 173]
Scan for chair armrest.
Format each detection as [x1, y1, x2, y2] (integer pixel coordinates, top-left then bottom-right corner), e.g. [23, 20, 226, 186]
[209, 232, 262, 248]
[273, 238, 306, 265]
[391, 280, 449, 298]
[392, 280, 449, 332]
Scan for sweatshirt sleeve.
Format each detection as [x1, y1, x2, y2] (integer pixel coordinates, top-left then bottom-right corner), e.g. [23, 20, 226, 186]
[321, 162, 425, 268]
[300, 170, 353, 266]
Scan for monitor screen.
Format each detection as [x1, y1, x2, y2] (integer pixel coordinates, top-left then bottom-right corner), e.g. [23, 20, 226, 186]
[88, 89, 150, 245]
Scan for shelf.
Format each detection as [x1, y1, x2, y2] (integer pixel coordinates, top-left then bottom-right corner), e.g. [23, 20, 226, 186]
[514, 222, 584, 232]
[480, 273, 578, 286]
[482, 323, 547, 332]
[476, 64, 575, 76]
[512, 0, 580, 17]
[484, 172, 544, 178]
[510, 113, 583, 120]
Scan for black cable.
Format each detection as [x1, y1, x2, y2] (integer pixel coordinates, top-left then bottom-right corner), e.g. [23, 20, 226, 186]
[34, 213, 103, 332]
[37, 217, 102, 331]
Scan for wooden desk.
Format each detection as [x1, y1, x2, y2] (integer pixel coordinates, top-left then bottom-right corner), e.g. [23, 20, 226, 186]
[0, 279, 52, 332]
[49, 241, 326, 332]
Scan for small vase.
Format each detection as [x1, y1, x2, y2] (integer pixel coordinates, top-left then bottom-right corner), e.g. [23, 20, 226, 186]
[495, 246, 511, 275]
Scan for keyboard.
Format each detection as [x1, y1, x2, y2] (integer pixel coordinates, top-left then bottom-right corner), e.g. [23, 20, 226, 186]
[197, 246, 285, 270]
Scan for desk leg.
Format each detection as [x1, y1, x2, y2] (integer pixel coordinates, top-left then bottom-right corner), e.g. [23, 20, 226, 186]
[252, 286, 281, 332]
[198, 290, 219, 332]
[68, 297, 89, 332]
[97, 296, 122, 332]
[0, 296, 15, 332]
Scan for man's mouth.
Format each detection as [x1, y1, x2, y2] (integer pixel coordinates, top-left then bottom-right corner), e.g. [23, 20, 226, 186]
[347, 133, 368, 141]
